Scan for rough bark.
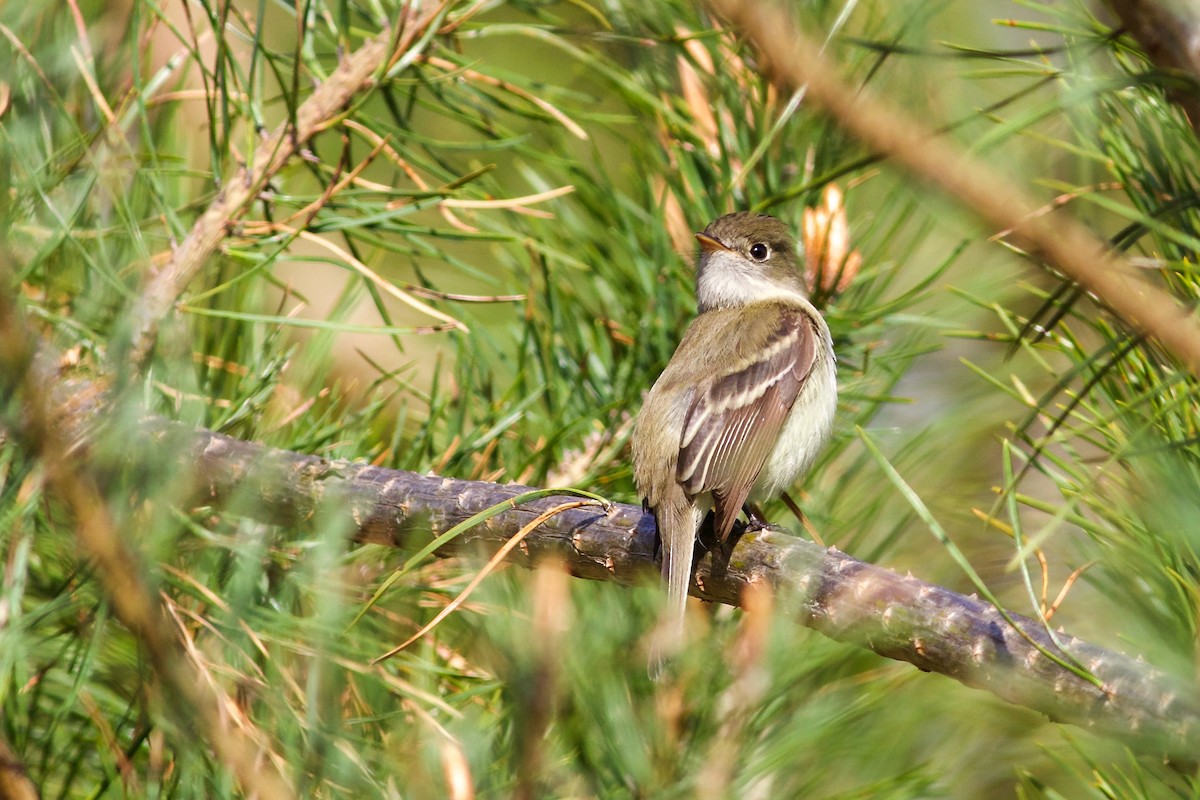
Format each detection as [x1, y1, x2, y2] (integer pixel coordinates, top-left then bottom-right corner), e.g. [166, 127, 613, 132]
[131, 420, 1198, 759]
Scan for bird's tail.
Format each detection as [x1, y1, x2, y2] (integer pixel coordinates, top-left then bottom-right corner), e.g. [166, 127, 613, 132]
[650, 500, 700, 679]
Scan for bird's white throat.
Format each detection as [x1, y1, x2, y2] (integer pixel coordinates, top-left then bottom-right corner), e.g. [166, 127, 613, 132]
[696, 250, 810, 311]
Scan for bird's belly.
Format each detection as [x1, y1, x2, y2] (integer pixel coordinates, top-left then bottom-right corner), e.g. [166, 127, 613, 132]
[752, 355, 837, 501]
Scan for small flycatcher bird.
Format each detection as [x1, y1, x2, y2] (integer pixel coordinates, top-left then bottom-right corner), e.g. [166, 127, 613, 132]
[632, 212, 837, 664]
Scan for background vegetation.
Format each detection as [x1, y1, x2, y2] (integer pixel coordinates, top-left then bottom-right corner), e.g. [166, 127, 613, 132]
[2, 0, 1199, 797]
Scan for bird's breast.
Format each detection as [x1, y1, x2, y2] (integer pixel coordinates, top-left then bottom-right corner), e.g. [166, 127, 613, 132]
[751, 346, 837, 501]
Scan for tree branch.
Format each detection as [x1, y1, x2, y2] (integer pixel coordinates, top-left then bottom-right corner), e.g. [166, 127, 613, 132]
[706, 0, 1200, 378]
[121, 1, 450, 369]
[67, 410, 1192, 759]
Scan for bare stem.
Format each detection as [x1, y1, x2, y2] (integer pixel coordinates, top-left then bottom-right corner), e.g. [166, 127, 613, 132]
[706, 0, 1200, 378]
[122, 1, 449, 369]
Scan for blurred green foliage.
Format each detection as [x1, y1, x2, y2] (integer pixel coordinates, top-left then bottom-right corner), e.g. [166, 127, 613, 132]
[2, 0, 1200, 797]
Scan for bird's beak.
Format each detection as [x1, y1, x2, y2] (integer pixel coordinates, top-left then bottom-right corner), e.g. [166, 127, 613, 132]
[695, 232, 732, 253]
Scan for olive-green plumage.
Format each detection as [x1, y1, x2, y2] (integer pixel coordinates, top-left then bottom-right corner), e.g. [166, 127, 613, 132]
[632, 213, 837, 674]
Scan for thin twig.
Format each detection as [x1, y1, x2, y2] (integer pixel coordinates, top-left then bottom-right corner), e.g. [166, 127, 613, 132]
[289, 228, 468, 330]
[0, 268, 294, 799]
[372, 499, 605, 662]
[122, 1, 451, 369]
[707, 0, 1200, 379]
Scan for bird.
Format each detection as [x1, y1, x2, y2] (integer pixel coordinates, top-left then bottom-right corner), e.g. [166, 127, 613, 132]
[631, 211, 837, 672]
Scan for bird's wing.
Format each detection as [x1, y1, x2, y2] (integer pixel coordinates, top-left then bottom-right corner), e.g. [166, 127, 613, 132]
[677, 306, 820, 541]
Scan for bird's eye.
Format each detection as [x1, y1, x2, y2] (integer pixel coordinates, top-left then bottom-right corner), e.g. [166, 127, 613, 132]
[749, 242, 769, 261]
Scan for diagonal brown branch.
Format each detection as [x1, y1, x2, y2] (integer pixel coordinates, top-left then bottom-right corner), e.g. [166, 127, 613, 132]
[706, 0, 1200, 378]
[122, 1, 450, 369]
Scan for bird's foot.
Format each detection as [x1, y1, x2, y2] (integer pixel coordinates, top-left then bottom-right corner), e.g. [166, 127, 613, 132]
[741, 502, 771, 532]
